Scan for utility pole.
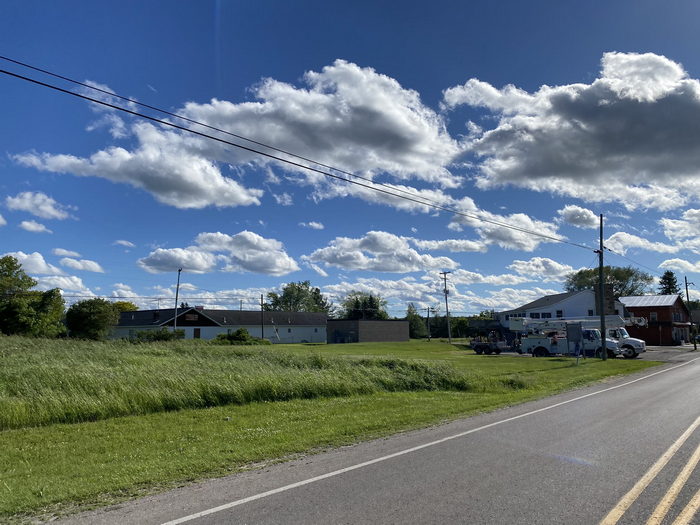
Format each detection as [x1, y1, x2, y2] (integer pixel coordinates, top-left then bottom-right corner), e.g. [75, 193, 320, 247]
[597, 215, 607, 360]
[173, 268, 182, 332]
[685, 276, 697, 351]
[423, 307, 432, 341]
[240, 299, 243, 311]
[440, 271, 453, 344]
[260, 294, 264, 339]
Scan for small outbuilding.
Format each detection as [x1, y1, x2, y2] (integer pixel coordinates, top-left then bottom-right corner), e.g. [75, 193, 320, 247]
[619, 295, 691, 345]
[327, 319, 409, 344]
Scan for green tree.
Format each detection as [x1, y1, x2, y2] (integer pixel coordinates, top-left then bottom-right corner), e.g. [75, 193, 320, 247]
[266, 281, 333, 313]
[658, 270, 681, 295]
[0, 256, 65, 337]
[66, 298, 119, 340]
[564, 266, 654, 298]
[113, 301, 139, 312]
[405, 303, 428, 338]
[339, 291, 389, 320]
[0, 255, 37, 298]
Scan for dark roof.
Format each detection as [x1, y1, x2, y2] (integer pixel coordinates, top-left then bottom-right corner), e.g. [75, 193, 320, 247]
[499, 291, 582, 315]
[118, 308, 178, 327]
[118, 308, 327, 327]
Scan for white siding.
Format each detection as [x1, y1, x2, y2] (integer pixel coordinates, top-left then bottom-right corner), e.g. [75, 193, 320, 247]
[112, 324, 326, 343]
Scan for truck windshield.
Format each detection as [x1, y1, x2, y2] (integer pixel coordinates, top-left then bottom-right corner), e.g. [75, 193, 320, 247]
[618, 327, 630, 338]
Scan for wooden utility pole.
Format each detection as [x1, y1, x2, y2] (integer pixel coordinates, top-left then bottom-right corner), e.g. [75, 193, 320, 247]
[260, 294, 264, 339]
[440, 271, 452, 344]
[173, 268, 182, 332]
[685, 276, 697, 351]
[597, 215, 607, 360]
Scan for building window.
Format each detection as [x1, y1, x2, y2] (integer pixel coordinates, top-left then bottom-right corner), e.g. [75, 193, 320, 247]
[288, 328, 292, 333]
[530, 313, 540, 319]
[541, 312, 552, 319]
[314, 328, 318, 333]
[588, 309, 594, 316]
[556, 310, 563, 318]
[673, 311, 681, 322]
[650, 312, 658, 322]
[185, 314, 198, 321]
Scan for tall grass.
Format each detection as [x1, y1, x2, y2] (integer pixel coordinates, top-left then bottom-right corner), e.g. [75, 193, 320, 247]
[0, 337, 485, 430]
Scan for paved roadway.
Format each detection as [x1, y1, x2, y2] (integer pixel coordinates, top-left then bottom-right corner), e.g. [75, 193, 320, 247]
[60, 347, 700, 525]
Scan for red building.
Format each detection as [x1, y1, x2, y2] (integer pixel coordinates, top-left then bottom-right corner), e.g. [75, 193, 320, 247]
[619, 295, 691, 346]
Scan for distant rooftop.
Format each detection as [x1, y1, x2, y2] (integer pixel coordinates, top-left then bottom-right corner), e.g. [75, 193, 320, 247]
[619, 295, 681, 308]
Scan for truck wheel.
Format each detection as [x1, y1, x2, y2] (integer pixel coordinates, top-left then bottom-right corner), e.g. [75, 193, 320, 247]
[475, 348, 483, 355]
[495, 349, 502, 355]
[607, 349, 617, 359]
[622, 346, 638, 359]
[533, 347, 548, 357]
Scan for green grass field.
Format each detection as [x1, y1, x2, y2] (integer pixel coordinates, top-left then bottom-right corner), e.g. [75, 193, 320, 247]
[0, 336, 659, 521]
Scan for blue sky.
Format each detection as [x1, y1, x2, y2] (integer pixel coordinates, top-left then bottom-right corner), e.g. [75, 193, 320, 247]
[3, 0, 700, 316]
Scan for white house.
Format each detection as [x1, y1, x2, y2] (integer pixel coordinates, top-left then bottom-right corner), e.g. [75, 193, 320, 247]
[496, 290, 625, 328]
[113, 307, 328, 343]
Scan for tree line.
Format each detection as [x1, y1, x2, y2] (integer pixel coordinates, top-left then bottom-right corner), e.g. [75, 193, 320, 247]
[2, 254, 697, 341]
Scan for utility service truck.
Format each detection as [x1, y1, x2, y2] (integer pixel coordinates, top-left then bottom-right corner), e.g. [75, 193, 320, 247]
[555, 316, 647, 359]
[509, 318, 619, 358]
[509, 316, 646, 359]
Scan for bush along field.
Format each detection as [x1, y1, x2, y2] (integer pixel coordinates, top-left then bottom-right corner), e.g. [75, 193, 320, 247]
[0, 336, 658, 521]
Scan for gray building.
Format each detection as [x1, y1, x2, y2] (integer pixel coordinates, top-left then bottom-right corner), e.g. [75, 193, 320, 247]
[327, 319, 409, 343]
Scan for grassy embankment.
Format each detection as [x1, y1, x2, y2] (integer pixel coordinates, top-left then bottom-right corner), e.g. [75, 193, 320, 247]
[0, 336, 658, 520]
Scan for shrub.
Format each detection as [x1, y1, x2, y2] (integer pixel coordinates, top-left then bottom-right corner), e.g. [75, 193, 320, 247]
[213, 328, 271, 345]
[133, 328, 185, 343]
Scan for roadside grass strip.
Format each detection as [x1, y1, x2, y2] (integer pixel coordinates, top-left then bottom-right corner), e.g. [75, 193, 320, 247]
[0, 337, 658, 520]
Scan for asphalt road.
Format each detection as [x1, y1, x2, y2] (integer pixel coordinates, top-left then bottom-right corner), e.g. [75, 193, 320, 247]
[59, 348, 700, 525]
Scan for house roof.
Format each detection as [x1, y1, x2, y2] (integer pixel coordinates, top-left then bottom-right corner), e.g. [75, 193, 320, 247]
[619, 295, 683, 308]
[118, 308, 327, 328]
[499, 291, 583, 315]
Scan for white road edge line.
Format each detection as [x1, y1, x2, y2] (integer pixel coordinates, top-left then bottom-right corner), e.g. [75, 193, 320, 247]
[162, 357, 700, 525]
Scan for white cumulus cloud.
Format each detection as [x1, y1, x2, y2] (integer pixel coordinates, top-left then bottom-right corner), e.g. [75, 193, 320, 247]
[304, 231, 459, 273]
[60, 257, 106, 273]
[53, 248, 81, 257]
[445, 52, 700, 210]
[19, 220, 52, 234]
[557, 205, 599, 229]
[605, 232, 679, 255]
[138, 247, 219, 274]
[195, 231, 300, 276]
[6, 191, 73, 220]
[3, 251, 64, 275]
[507, 257, 578, 282]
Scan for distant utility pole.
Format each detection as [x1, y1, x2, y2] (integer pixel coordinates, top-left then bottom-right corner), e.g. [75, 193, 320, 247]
[240, 299, 243, 311]
[685, 276, 697, 351]
[440, 271, 453, 344]
[173, 268, 182, 332]
[596, 215, 607, 360]
[260, 294, 265, 339]
[423, 307, 435, 341]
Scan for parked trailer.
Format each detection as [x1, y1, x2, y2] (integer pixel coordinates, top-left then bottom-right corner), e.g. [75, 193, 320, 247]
[470, 330, 521, 355]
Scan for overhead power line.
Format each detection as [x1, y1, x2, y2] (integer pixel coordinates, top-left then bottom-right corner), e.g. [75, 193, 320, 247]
[1, 58, 593, 251]
[603, 246, 665, 278]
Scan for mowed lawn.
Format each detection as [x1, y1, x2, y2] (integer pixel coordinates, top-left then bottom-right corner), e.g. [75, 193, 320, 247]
[0, 337, 658, 521]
